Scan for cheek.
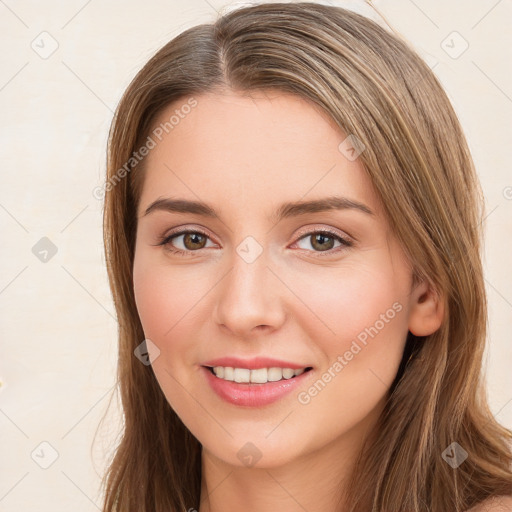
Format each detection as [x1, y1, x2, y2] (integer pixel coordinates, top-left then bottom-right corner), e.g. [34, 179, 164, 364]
[133, 253, 199, 340]
[291, 270, 409, 443]
[289, 263, 410, 405]
[132, 255, 216, 372]
[132, 257, 205, 418]
[133, 262, 169, 339]
[288, 262, 408, 347]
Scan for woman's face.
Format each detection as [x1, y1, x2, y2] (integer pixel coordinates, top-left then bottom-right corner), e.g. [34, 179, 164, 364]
[133, 90, 428, 470]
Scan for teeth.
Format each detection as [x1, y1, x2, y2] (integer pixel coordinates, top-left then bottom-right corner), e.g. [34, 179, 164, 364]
[250, 368, 268, 383]
[212, 366, 308, 383]
[234, 368, 250, 383]
[282, 368, 295, 379]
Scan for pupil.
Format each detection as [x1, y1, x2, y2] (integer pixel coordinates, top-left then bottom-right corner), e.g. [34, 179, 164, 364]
[313, 234, 333, 251]
[185, 233, 205, 249]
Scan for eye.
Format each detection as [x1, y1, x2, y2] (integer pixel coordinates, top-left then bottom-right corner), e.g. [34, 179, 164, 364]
[291, 228, 353, 256]
[156, 228, 216, 256]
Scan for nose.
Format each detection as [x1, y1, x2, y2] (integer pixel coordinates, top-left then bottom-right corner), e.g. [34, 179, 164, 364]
[213, 247, 287, 339]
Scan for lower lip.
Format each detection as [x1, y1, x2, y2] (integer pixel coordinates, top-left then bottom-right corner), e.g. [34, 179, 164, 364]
[201, 366, 313, 407]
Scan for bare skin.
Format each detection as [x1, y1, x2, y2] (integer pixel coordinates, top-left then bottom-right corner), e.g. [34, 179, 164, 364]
[133, 89, 445, 512]
[469, 496, 512, 512]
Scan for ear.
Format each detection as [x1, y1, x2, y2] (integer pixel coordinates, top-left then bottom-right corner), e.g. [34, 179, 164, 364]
[408, 279, 445, 336]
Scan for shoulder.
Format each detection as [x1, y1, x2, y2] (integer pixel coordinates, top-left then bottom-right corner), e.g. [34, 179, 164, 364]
[467, 495, 512, 512]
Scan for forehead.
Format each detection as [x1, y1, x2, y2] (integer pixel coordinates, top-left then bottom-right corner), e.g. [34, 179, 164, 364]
[137, 90, 382, 220]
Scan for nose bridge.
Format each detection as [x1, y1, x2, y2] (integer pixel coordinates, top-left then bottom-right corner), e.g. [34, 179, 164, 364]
[213, 238, 285, 336]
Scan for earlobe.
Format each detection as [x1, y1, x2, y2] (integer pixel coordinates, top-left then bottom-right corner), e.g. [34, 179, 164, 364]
[408, 280, 445, 337]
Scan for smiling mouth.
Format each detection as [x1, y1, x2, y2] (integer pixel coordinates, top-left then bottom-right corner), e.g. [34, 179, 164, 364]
[204, 365, 313, 384]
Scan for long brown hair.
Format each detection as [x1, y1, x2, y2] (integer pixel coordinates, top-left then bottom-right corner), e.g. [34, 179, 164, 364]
[98, 3, 512, 510]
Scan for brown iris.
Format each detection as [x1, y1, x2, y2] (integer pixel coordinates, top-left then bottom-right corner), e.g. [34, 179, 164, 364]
[309, 233, 335, 251]
[183, 232, 208, 250]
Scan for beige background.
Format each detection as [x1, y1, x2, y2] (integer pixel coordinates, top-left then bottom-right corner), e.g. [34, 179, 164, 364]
[0, 0, 511, 510]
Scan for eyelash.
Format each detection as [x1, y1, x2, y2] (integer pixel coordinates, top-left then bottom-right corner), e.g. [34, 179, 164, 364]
[155, 227, 354, 258]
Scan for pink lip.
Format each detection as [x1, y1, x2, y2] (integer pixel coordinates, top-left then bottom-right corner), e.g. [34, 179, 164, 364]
[202, 356, 309, 370]
[201, 366, 313, 407]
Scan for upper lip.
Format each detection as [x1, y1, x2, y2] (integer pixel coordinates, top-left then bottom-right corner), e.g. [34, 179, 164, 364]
[202, 356, 311, 370]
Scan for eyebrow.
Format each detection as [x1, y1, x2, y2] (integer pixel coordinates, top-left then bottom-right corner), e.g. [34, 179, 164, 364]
[142, 195, 374, 222]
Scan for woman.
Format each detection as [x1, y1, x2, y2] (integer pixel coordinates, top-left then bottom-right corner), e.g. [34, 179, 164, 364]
[98, 2, 512, 511]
